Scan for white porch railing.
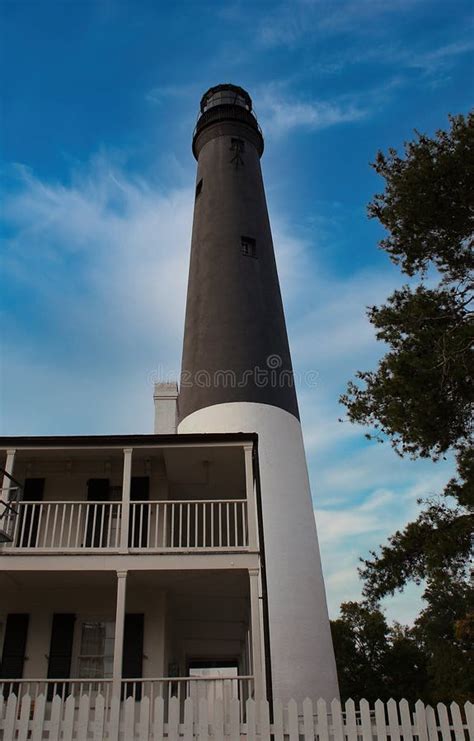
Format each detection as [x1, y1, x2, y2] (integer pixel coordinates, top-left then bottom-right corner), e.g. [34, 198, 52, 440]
[0, 678, 113, 703]
[0, 693, 471, 740]
[120, 676, 254, 721]
[129, 500, 248, 549]
[1, 499, 250, 552]
[2, 501, 122, 550]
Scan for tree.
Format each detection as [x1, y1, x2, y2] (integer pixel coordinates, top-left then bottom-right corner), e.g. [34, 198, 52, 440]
[340, 112, 474, 702]
[331, 602, 427, 703]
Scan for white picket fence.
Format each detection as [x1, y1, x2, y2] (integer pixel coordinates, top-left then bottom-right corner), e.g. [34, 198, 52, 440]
[0, 694, 472, 740]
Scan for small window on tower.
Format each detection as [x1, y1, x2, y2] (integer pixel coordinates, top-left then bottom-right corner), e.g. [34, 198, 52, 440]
[231, 138, 245, 151]
[195, 179, 203, 198]
[241, 236, 257, 258]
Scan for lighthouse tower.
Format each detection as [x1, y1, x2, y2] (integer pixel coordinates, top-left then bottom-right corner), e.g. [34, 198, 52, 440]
[178, 84, 339, 703]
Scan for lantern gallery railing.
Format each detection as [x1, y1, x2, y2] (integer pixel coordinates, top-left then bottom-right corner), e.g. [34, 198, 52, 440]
[0, 499, 250, 552]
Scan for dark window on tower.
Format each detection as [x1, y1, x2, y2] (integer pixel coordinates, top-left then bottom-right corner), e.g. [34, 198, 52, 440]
[241, 236, 257, 258]
[195, 179, 203, 198]
[231, 138, 244, 151]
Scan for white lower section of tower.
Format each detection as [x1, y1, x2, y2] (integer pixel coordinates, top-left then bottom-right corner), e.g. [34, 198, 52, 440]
[178, 401, 340, 703]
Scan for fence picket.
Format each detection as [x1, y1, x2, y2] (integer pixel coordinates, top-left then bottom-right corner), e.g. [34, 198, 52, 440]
[360, 699, 373, 741]
[400, 699, 413, 741]
[331, 698, 344, 741]
[168, 696, 180, 741]
[465, 702, 474, 740]
[302, 698, 314, 740]
[93, 693, 106, 741]
[272, 700, 284, 741]
[374, 700, 388, 741]
[450, 702, 464, 741]
[246, 698, 256, 741]
[138, 695, 150, 741]
[77, 693, 90, 741]
[62, 694, 75, 741]
[213, 699, 224, 740]
[316, 699, 329, 741]
[124, 696, 136, 740]
[437, 702, 451, 741]
[426, 705, 438, 741]
[288, 698, 299, 741]
[31, 692, 46, 741]
[183, 697, 194, 741]
[387, 699, 401, 741]
[414, 700, 429, 741]
[107, 695, 120, 741]
[198, 697, 209, 741]
[152, 696, 165, 741]
[49, 694, 62, 741]
[345, 699, 358, 741]
[257, 699, 269, 740]
[4, 693, 17, 740]
[229, 698, 240, 741]
[17, 692, 31, 741]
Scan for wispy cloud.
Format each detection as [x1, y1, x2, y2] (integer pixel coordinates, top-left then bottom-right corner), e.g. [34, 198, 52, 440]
[145, 83, 200, 105]
[1, 156, 193, 434]
[259, 93, 367, 138]
[258, 0, 425, 48]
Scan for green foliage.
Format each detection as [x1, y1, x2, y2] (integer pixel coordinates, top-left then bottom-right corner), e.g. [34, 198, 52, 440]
[341, 285, 472, 459]
[338, 112, 474, 702]
[368, 112, 474, 281]
[331, 602, 427, 702]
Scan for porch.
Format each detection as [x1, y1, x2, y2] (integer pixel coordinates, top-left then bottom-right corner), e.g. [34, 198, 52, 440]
[0, 569, 265, 713]
[0, 437, 259, 557]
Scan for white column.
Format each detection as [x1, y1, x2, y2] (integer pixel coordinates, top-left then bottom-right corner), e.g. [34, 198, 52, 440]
[120, 448, 133, 553]
[112, 570, 127, 699]
[249, 568, 265, 701]
[1, 449, 16, 504]
[243, 444, 258, 549]
[0, 449, 17, 544]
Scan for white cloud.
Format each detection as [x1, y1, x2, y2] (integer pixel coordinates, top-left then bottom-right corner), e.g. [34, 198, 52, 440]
[257, 87, 367, 138]
[258, 0, 425, 48]
[1, 156, 194, 434]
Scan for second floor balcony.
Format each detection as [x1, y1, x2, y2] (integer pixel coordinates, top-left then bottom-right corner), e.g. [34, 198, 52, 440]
[1, 497, 249, 552]
[0, 433, 259, 559]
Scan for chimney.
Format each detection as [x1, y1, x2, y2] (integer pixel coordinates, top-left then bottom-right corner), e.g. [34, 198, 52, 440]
[153, 382, 178, 434]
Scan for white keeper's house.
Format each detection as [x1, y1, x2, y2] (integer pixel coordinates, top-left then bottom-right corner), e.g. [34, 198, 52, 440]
[0, 84, 339, 713]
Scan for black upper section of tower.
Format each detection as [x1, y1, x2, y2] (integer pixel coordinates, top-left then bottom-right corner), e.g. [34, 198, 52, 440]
[179, 84, 299, 423]
[193, 84, 264, 160]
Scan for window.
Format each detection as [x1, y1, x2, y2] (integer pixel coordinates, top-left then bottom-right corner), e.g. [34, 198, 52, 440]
[78, 621, 115, 679]
[195, 179, 203, 198]
[241, 236, 257, 258]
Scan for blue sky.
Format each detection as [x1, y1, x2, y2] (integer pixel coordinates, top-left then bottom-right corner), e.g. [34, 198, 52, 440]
[1, 0, 473, 622]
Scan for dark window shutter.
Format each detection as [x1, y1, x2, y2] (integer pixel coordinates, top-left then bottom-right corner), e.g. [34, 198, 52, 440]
[87, 479, 110, 501]
[85, 479, 109, 547]
[47, 614, 75, 700]
[129, 477, 149, 548]
[18, 478, 44, 547]
[122, 613, 144, 700]
[0, 613, 29, 679]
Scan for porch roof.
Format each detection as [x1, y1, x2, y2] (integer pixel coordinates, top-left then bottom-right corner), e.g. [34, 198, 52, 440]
[0, 432, 258, 450]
